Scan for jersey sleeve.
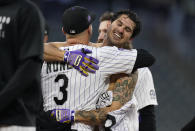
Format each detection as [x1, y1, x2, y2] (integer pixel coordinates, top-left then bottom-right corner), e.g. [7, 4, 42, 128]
[134, 68, 158, 110]
[98, 46, 137, 77]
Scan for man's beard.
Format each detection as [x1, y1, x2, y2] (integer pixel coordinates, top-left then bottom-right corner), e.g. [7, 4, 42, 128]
[106, 33, 119, 47]
[122, 42, 132, 49]
[97, 39, 103, 43]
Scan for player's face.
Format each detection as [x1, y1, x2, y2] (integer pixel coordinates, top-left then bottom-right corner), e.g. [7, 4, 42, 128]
[97, 20, 111, 43]
[107, 15, 135, 48]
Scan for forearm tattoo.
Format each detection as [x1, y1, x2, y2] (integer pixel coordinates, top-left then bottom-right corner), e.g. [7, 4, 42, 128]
[75, 108, 107, 125]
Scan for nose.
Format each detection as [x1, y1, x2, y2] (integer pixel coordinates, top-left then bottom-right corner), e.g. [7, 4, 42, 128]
[98, 32, 105, 43]
[117, 26, 124, 35]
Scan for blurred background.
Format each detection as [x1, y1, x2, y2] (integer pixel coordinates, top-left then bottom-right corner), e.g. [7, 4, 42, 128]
[33, 0, 195, 130]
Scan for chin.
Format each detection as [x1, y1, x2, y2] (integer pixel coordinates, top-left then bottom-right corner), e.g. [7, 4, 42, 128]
[111, 39, 121, 46]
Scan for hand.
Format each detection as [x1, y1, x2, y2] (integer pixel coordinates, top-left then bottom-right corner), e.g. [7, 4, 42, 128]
[64, 48, 99, 77]
[50, 109, 75, 124]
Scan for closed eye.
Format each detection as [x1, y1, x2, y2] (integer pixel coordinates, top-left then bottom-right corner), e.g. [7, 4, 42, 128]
[125, 27, 132, 32]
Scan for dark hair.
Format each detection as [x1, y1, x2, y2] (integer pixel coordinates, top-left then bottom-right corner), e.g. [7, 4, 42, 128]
[112, 9, 141, 39]
[99, 11, 114, 22]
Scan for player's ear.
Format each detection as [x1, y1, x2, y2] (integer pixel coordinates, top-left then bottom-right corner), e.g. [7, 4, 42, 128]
[88, 25, 93, 36]
[62, 27, 66, 35]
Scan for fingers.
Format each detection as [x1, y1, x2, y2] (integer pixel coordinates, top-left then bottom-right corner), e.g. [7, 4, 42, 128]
[81, 62, 97, 73]
[79, 66, 89, 77]
[84, 58, 99, 70]
[84, 55, 99, 64]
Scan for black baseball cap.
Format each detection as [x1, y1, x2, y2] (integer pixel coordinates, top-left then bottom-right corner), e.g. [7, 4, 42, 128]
[62, 6, 96, 35]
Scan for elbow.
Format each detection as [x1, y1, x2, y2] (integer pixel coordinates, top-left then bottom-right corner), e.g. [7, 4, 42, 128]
[148, 54, 156, 67]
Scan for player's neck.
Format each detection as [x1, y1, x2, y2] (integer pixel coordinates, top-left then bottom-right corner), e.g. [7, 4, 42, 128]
[66, 37, 89, 46]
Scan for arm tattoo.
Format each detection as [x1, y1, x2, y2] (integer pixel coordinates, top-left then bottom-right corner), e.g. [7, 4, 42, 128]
[75, 108, 107, 126]
[112, 72, 138, 106]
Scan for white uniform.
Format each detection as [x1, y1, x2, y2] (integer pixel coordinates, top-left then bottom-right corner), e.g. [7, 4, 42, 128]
[41, 44, 137, 131]
[98, 67, 158, 131]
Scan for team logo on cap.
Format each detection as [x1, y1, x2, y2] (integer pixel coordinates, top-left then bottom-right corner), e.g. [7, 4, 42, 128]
[88, 15, 91, 22]
[70, 30, 76, 34]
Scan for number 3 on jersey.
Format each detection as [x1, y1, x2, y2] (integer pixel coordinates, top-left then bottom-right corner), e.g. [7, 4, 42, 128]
[54, 74, 68, 105]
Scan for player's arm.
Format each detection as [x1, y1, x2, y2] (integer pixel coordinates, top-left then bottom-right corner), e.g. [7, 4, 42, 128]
[44, 42, 99, 76]
[139, 105, 156, 131]
[44, 42, 65, 62]
[44, 42, 102, 62]
[0, 3, 44, 111]
[98, 47, 155, 79]
[92, 43, 155, 72]
[74, 72, 138, 126]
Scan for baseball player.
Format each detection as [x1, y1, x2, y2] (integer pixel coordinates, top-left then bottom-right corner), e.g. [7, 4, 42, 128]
[82, 10, 158, 131]
[42, 8, 155, 130]
[97, 11, 114, 43]
[0, 0, 44, 131]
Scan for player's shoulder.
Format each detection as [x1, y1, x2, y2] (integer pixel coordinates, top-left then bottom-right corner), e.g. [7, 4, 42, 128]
[138, 67, 153, 78]
[19, 0, 39, 11]
[100, 46, 136, 52]
[138, 67, 151, 74]
[18, 0, 43, 20]
[89, 42, 103, 48]
[59, 43, 94, 51]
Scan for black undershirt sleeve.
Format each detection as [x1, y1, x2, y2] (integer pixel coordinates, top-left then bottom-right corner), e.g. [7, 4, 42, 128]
[133, 49, 155, 72]
[139, 105, 156, 131]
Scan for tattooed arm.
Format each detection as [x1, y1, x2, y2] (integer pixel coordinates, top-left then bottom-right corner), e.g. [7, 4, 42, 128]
[74, 72, 138, 126]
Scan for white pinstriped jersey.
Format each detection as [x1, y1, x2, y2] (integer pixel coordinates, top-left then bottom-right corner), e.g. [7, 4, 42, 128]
[134, 67, 158, 110]
[41, 44, 137, 131]
[98, 67, 157, 131]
